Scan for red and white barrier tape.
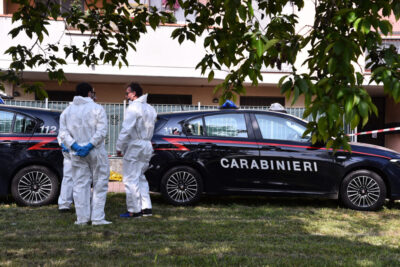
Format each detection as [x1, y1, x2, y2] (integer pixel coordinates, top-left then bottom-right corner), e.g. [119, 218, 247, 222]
[347, 126, 400, 137]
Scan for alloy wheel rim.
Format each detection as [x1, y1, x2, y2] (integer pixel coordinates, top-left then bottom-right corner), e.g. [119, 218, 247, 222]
[347, 175, 380, 208]
[18, 171, 52, 204]
[166, 171, 198, 203]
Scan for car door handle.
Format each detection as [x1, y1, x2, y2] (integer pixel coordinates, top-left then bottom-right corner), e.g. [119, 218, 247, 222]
[200, 143, 216, 149]
[262, 145, 281, 151]
[1, 140, 18, 145]
[335, 155, 349, 162]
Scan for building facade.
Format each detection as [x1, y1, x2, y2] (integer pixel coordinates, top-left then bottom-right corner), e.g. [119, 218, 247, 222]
[1, 0, 400, 151]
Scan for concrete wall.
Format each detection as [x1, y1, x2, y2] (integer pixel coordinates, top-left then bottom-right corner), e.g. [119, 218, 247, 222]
[19, 80, 305, 106]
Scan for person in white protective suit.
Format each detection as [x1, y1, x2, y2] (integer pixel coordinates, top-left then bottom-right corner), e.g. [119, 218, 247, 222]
[57, 142, 73, 212]
[58, 103, 74, 212]
[58, 82, 111, 225]
[116, 82, 157, 218]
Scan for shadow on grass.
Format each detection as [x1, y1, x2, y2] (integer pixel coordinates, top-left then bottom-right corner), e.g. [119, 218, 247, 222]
[2, 193, 400, 266]
[106, 192, 400, 211]
[0, 195, 14, 205]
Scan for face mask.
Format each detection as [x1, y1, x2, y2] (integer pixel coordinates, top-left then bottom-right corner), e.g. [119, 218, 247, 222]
[90, 91, 96, 101]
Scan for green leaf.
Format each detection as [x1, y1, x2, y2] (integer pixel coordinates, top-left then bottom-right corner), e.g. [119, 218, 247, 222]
[278, 75, 289, 87]
[178, 34, 185, 44]
[238, 5, 246, 21]
[311, 134, 317, 144]
[333, 41, 344, 55]
[328, 104, 338, 120]
[247, 0, 254, 17]
[149, 15, 159, 30]
[255, 39, 264, 58]
[328, 58, 336, 74]
[265, 39, 279, 51]
[302, 108, 312, 119]
[345, 97, 353, 114]
[379, 20, 392, 36]
[324, 43, 334, 54]
[353, 18, 362, 31]
[361, 115, 369, 127]
[393, 81, 400, 102]
[280, 80, 293, 94]
[317, 117, 327, 135]
[291, 85, 300, 105]
[351, 113, 360, 129]
[297, 78, 308, 93]
[360, 19, 371, 34]
[208, 70, 214, 82]
[347, 11, 357, 23]
[353, 95, 360, 105]
[358, 101, 369, 118]
[317, 78, 329, 87]
[394, 2, 400, 20]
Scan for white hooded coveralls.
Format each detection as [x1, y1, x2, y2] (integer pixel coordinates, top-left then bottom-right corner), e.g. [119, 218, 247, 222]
[57, 110, 73, 210]
[57, 151, 73, 209]
[58, 96, 110, 224]
[116, 94, 157, 213]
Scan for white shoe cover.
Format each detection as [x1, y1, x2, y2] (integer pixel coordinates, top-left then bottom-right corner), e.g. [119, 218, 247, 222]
[92, 220, 112, 225]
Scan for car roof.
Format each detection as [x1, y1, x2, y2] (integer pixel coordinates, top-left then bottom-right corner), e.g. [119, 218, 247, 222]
[0, 105, 61, 116]
[158, 109, 308, 123]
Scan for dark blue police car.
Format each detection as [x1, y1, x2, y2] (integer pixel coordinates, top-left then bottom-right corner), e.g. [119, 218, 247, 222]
[147, 108, 400, 211]
[0, 105, 63, 206]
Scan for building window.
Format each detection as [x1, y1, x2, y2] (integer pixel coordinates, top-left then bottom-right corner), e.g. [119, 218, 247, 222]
[240, 96, 285, 107]
[45, 91, 76, 101]
[365, 39, 400, 71]
[128, 0, 195, 23]
[34, 0, 84, 13]
[147, 94, 192, 104]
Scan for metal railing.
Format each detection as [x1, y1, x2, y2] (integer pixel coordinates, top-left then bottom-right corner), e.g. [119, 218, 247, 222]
[4, 100, 354, 153]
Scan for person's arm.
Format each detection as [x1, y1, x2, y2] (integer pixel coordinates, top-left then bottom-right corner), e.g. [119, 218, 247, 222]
[116, 106, 138, 155]
[89, 105, 108, 147]
[57, 109, 75, 148]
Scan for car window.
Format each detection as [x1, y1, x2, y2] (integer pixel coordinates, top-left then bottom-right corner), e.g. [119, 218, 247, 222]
[185, 117, 204, 136]
[0, 110, 15, 133]
[204, 114, 248, 138]
[14, 114, 37, 134]
[158, 117, 183, 136]
[255, 114, 308, 141]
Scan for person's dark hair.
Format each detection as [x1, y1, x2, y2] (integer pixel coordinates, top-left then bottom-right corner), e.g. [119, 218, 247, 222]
[127, 82, 143, 97]
[76, 82, 93, 97]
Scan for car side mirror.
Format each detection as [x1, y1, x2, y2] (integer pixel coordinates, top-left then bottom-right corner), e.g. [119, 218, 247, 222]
[183, 123, 192, 135]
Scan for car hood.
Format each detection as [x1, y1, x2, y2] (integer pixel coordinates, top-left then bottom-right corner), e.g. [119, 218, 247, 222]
[350, 142, 400, 159]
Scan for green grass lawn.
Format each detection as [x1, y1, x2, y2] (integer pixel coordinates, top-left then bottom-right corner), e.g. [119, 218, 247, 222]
[1, 193, 400, 266]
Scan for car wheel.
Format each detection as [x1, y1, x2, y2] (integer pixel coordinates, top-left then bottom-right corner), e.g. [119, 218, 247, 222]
[161, 166, 203, 206]
[11, 165, 60, 206]
[340, 169, 386, 211]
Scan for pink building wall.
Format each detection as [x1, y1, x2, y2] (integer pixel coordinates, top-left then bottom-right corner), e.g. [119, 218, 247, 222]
[388, 14, 400, 35]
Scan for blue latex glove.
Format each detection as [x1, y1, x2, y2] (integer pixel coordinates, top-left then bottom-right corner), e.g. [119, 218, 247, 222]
[71, 142, 82, 152]
[61, 143, 69, 153]
[76, 143, 94, 157]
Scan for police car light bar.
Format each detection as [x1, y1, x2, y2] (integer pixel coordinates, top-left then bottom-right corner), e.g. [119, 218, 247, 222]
[269, 103, 286, 113]
[219, 100, 238, 109]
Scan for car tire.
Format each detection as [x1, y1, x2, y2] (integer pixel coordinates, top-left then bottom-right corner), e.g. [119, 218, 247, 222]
[340, 169, 386, 211]
[160, 166, 203, 206]
[11, 165, 60, 206]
